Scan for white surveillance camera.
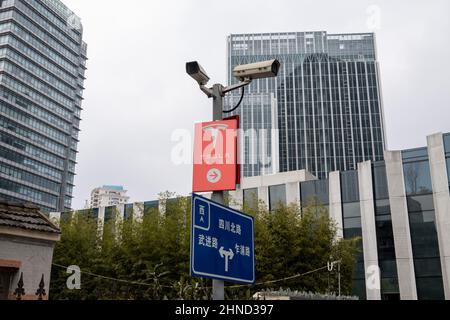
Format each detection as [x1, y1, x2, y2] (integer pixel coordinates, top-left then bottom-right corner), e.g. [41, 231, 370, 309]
[233, 59, 281, 81]
[186, 61, 210, 86]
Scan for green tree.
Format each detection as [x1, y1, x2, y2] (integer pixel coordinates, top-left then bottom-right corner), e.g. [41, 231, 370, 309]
[50, 193, 359, 300]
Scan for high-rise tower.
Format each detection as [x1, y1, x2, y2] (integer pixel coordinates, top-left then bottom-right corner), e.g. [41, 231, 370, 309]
[0, 0, 87, 212]
[227, 31, 386, 179]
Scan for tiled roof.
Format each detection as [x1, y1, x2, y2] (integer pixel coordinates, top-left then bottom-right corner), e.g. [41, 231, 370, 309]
[0, 201, 60, 235]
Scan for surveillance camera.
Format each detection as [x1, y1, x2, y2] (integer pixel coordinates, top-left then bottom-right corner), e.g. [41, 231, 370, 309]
[233, 59, 281, 81]
[186, 61, 210, 86]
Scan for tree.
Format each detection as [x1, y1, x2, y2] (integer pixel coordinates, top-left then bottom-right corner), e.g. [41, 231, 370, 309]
[50, 192, 359, 300]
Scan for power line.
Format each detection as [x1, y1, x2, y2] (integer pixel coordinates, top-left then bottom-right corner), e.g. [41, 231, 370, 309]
[52, 263, 173, 288]
[228, 265, 329, 289]
[52, 262, 331, 290]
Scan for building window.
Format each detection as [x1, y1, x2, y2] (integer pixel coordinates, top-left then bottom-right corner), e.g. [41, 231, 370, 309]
[269, 185, 286, 211]
[340, 171, 360, 203]
[373, 164, 389, 200]
[402, 148, 428, 160]
[92, 208, 99, 220]
[343, 202, 361, 218]
[372, 163, 399, 299]
[144, 201, 159, 216]
[76, 208, 98, 220]
[446, 158, 450, 189]
[404, 183, 445, 300]
[243, 188, 258, 211]
[342, 200, 365, 300]
[416, 277, 446, 301]
[406, 195, 434, 212]
[104, 206, 115, 224]
[124, 204, 133, 220]
[403, 161, 433, 196]
[375, 199, 390, 215]
[300, 180, 329, 206]
[340, 169, 366, 299]
[403, 158, 444, 299]
[443, 134, 450, 154]
[407, 207, 445, 300]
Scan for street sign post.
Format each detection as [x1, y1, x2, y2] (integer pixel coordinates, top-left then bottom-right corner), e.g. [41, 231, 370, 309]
[190, 193, 255, 284]
[187, 60, 279, 299]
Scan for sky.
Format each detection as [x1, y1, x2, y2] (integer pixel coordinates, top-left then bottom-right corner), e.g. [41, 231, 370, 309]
[62, 0, 450, 208]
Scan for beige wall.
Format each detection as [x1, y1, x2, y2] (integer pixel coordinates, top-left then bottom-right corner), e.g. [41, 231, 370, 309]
[0, 234, 55, 300]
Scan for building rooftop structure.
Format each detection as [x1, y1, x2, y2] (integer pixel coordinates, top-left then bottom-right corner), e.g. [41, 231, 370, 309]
[0, 201, 60, 234]
[0, 200, 60, 300]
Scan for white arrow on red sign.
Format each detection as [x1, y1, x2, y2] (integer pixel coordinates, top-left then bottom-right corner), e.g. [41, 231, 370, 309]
[207, 169, 222, 184]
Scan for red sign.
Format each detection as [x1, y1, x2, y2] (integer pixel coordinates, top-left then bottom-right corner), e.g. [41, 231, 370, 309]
[193, 117, 239, 192]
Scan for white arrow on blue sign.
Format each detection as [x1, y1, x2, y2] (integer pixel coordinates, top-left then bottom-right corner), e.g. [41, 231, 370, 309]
[190, 193, 255, 284]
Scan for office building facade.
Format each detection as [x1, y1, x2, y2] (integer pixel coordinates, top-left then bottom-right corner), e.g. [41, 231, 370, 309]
[228, 132, 450, 300]
[0, 0, 87, 212]
[50, 132, 450, 300]
[226, 31, 386, 179]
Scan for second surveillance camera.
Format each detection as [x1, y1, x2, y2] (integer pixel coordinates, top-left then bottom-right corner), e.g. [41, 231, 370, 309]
[186, 61, 210, 86]
[233, 59, 281, 81]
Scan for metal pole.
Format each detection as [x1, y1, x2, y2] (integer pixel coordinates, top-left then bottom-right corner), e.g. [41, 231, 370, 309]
[211, 84, 225, 301]
[212, 84, 224, 122]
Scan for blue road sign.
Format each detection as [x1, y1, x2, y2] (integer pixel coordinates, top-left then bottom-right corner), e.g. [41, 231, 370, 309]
[190, 193, 255, 284]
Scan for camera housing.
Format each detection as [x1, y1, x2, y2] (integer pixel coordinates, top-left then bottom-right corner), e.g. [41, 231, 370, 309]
[233, 59, 281, 81]
[186, 61, 210, 86]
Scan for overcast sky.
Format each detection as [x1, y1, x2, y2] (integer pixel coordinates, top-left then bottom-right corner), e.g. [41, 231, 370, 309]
[63, 0, 450, 208]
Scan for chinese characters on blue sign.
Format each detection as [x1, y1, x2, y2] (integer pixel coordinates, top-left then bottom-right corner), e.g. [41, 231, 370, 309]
[190, 193, 255, 284]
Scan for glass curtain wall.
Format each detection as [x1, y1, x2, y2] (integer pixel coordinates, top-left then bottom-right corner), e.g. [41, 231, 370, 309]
[341, 170, 366, 299]
[243, 188, 258, 211]
[227, 32, 385, 179]
[402, 149, 445, 300]
[269, 184, 286, 211]
[372, 162, 399, 299]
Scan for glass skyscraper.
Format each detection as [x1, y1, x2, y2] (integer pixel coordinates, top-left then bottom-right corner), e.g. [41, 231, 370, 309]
[227, 31, 386, 179]
[0, 0, 87, 212]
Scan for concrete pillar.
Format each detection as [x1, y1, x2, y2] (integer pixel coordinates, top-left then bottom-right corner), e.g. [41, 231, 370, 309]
[116, 204, 125, 220]
[97, 206, 105, 224]
[203, 193, 212, 200]
[258, 186, 269, 209]
[97, 206, 105, 239]
[384, 150, 418, 300]
[133, 202, 144, 222]
[286, 182, 300, 207]
[159, 199, 166, 215]
[114, 204, 125, 241]
[228, 189, 243, 210]
[358, 161, 381, 300]
[427, 133, 450, 299]
[329, 171, 343, 239]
